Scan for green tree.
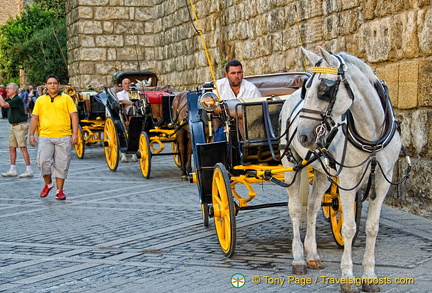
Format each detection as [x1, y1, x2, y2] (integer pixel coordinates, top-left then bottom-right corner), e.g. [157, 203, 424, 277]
[21, 19, 68, 85]
[0, 3, 67, 85]
[34, 0, 66, 19]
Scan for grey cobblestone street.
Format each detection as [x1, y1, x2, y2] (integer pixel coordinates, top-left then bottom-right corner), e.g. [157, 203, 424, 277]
[0, 118, 431, 292]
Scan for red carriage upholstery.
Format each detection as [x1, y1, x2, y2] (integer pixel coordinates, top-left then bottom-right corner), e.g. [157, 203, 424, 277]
[145, 91, 166, 104]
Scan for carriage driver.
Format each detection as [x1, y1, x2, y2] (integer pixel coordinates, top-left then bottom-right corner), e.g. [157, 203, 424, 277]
[116, 78, 138, 163]
[213, 60, 262, 141]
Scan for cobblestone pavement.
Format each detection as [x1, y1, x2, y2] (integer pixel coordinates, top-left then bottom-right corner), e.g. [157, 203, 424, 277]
[0, 119, 431, 293]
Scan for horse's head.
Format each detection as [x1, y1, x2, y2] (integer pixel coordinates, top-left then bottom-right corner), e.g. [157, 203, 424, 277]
[297, 47, 355, 150]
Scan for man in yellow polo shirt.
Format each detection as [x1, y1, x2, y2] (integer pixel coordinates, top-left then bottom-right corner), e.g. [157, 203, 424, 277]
[29, 74, 79, 200]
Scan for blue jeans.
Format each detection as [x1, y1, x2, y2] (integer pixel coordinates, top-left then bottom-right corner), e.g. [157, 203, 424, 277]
[213, 126, 226, 142]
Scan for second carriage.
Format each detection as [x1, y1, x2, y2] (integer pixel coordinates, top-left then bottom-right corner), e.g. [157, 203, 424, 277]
[187, 72, 363, 257]
[99, 71, 182, 177]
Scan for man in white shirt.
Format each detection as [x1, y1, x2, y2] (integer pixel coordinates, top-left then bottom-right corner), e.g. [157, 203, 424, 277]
[214, 60, 261, 140]
[117, 78, 133, 114]
[216, 60, 261, 100]
[116, 78, 137, 163]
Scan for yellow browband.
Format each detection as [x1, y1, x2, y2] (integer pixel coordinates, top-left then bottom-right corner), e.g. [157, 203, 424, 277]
[312, 67, 339, 75]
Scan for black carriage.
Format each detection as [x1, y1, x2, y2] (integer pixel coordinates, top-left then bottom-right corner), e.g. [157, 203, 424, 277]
[98, 71, 181, 177]
[71, 86, 106, 159]
[187, 72, 362, 257]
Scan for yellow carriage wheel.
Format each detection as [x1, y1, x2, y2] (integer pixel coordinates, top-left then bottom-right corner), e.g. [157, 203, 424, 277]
[212, 163, 236, 257]
[74, 125, 85, 159]
[172, 142, 182, 167]
[324, 188, 362, 248]
[103, 118, 120, 171]
[139, 132, 152, 179]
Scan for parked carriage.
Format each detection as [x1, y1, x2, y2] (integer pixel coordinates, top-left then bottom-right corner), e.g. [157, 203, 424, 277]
[187, 72, 362, 257]
[69, 86, 106, 159]
[98, 71, 182, 177]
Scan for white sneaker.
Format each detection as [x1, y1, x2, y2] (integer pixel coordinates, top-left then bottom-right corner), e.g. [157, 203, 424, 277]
[19, 170, 34, 178]
[121, 153, 128, 163]
[131, 154, 138, 162]
[1, 170, 17, 177]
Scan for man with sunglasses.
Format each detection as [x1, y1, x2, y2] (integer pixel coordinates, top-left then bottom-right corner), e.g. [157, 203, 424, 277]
[29, 74, 79, 200]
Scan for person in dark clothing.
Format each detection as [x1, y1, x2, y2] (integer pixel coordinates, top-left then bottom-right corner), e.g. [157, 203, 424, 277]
[0, 83, 33, 177]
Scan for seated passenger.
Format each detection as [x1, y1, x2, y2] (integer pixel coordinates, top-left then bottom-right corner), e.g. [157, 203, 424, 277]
[117, 78, 134, 116]
[116, 78, 138, 163]
[213, 60, 261, 141]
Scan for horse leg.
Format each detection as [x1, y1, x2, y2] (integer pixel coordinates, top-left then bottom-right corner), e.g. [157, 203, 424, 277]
[177, 130, 188, 181]
[186, 133, 192, 175]
[338, 188, 360, 293]
[360, 183, 388, 292]
[304, 171, 329, 270]
[284, 162, 308, 274]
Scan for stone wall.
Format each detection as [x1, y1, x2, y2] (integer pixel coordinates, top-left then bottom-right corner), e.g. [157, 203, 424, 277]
[66, 0, 432, 217]
[0, 0, 21, 26]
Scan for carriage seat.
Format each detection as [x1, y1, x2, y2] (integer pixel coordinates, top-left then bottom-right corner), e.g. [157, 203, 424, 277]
[224, 97, 286, 164]
[246, 74, 308, 97]
[225, 97, 286, 141]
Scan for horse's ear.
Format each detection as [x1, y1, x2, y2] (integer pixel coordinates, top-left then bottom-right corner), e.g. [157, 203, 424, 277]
[318, 47, 339, 68]
[301, 47, 320, 66]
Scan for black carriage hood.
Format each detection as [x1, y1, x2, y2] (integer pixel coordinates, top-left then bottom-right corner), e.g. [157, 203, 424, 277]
[112, 71, 159, 87]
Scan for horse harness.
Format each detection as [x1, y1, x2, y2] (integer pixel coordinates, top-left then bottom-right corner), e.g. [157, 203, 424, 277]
[282, 53, 411, 200]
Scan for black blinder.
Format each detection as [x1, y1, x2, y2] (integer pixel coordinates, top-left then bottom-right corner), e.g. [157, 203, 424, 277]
[300, 74, 314, 100]
[317, 78, 337, 102]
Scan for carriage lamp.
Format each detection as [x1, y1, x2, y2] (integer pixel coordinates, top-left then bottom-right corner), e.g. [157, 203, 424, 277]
[129, 84, 139, 100]
[199, 92, 219, 112]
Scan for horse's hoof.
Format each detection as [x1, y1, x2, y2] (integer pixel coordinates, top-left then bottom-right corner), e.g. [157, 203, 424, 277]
[181, 175, 188, 182]
[307, 259, 324, 269]
[292, 264, 307, 275]
[340, 284, 360, 293]
[362, 283, 380, 292]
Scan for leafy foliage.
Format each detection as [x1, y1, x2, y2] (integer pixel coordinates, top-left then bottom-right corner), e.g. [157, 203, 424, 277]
[21, 19, 68, 84]
[34, 0, 66, 19]
[0, 2, 67, 85]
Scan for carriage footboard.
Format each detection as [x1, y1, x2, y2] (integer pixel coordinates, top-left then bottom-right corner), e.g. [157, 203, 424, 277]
[196, 141, 227, 204]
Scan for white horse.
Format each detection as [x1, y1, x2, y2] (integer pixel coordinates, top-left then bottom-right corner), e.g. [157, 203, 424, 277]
[280, 47, 406, 293]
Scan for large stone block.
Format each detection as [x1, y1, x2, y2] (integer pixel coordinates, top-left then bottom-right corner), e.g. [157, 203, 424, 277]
[79, 0, 109, 6]
[418, 59, 432, 107]
[113, 21, 144, 34]
[80, 48, 107, 61]
[79, 20, 103, 34]
[375, 63, 399, 107]
[79, 62, 95, 74]
[95, 35, 124, 47]
[418, 8, 432, 54]
[95, 62, 117, 75]
[94, 7, 131, 20]
[80, 35, 95, 47]
[398, 60, 419, 109]
[386, 157, 432, 218]
[77, 6, 94, 19]
[116, 47, 145, 61]
[361, 18, 391, 62]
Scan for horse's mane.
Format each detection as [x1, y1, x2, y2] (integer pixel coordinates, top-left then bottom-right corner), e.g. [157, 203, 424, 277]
[338, 52, 378, 85]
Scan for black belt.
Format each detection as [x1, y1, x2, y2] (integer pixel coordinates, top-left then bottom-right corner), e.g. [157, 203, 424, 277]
[11, 121, 26, 126]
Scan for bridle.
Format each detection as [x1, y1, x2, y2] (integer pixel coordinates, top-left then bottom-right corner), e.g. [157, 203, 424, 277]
[299, 55, 355, 149]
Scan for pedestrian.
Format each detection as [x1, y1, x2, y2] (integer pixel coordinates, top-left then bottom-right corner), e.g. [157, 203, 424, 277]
[29, 74, 79, 200]
[0, 84, 7, 118]
[0, 83, 34, 178]
[27, 85, 38, 114]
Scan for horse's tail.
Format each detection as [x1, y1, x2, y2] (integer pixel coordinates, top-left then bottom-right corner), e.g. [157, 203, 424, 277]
[299, 166, 309, 225]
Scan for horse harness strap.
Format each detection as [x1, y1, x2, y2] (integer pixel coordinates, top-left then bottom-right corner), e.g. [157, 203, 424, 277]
[299, 57, 355, 141]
